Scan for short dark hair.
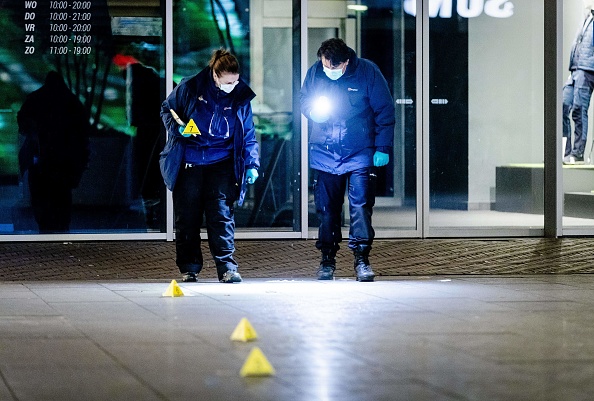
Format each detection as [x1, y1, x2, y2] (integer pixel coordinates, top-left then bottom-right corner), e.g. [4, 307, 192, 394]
[208, 48, 240, 76]
[317, 38, 350, 67]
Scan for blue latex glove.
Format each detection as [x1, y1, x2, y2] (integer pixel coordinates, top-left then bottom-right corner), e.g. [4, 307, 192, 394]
[310, 109, 329, 124]
[178, 125, 191, 137]
[373, 151, 389, 167]
[246, 168, 259, 184]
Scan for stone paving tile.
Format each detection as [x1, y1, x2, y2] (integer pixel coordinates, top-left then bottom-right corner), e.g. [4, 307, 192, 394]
[0, 238, 593, 281]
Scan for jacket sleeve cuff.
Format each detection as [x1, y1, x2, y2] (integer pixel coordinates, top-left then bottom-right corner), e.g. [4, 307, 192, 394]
[376, 146, 392, 154]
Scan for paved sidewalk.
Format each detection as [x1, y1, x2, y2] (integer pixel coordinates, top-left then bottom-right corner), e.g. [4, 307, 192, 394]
[1, 240, 594, 400]
[0, 276, 593, 401]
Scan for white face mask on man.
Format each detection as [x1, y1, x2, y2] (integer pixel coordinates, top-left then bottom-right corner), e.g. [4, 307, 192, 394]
[323, 66, 344, 81]
[321, 56, 348, 81]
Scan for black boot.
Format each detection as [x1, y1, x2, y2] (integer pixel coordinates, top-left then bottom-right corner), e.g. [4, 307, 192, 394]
[317, 249, 336, 280]
[353, 246, 375, 282]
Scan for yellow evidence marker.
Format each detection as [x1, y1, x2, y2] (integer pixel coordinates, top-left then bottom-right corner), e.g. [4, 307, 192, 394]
[240, 347, 276, 377]
[169, 108, 201, 137]
[230, 317, 258, 342]
[162, 279, 184, 297]
[182, 119, 201, 136]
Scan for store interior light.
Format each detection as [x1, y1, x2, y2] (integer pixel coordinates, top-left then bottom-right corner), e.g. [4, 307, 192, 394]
[347, 4, 368, 11]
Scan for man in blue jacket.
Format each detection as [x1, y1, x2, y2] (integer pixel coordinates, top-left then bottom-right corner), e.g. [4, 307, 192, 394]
[563, 1, 594, 164]
[300, 38, 395, 282]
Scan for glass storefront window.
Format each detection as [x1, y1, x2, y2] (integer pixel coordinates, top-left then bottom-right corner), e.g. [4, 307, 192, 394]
[0, 0, 166, 234]
[0, 0, 583, 239]
[172, 0, 298, 231]
[428, 0, 545, 235]
[562, 0, 594, 231]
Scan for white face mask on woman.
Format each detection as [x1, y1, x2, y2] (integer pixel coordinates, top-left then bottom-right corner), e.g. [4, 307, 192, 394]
[219, 81, 238, 93]
[214, 72, 240, 93]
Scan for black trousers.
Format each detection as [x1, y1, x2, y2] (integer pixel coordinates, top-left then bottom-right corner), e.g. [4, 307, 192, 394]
[173, 159, 238, 279]
[313, 167, 376, 253]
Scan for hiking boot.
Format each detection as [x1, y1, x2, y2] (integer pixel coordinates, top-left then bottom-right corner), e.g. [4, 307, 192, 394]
[220, 270, 242, 283]
[317, 265, 335, 280]
[182, 272, 197, 282]
[317, 250, 336, 280]
[353, 247, 375, 282]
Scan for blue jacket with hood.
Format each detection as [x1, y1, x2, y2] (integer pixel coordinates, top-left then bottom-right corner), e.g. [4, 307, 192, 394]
[160, 66, 259, 206]
[300, 46, 395, 175]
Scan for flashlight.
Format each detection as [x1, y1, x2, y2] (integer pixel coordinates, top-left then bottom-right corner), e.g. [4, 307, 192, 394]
[310, 96, 331, 123]
[313, 96, 331, 115]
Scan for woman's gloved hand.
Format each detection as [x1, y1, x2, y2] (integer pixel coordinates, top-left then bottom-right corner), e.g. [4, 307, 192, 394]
[178, 125, 191, 137]
[373, 151, 389, 167]
[246, 168, 259, 184]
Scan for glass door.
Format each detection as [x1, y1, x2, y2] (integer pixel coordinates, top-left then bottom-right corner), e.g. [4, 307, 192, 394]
[0, 0, 166, 237]
[427, 0, 545, 236]
[305, 0, 419, 240]
[562, 0, 594, 234]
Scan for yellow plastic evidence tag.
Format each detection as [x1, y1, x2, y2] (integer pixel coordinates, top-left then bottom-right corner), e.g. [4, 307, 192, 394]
[183, 119, 201, 136]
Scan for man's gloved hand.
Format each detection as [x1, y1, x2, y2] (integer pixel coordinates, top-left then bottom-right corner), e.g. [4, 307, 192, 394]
[373, 151, 389, 167]
[246, 168, 259, 184]
[310, 109, 329, 124]
[178, 125, 191, 137]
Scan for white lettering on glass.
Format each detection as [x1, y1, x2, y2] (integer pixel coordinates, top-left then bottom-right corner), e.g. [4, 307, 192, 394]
[457, 0, 484, 18]
[484, 0, 514, 18]
[402, 0, 514, 18]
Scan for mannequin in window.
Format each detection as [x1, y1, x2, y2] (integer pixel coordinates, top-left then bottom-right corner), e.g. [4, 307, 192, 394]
[563, 0, 594, 164]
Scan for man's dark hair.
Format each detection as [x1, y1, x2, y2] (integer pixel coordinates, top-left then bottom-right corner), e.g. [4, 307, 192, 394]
[317, 38, 350, 67]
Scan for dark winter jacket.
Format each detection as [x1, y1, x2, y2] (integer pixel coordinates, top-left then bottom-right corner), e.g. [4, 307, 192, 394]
[569, 12, 594, 72]
[160, 67, 259, 206]
[300, 47, 395, 174]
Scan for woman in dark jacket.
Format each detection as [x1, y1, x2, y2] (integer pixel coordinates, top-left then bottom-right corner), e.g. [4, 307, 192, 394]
[160, 49, 260, 283]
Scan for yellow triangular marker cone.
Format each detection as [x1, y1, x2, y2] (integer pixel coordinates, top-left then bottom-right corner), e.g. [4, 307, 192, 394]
[240, 347, 275, 377]
[230, 318, 258, 342]
[183, 119, 201, 136]
[162, 280, 184, 297]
